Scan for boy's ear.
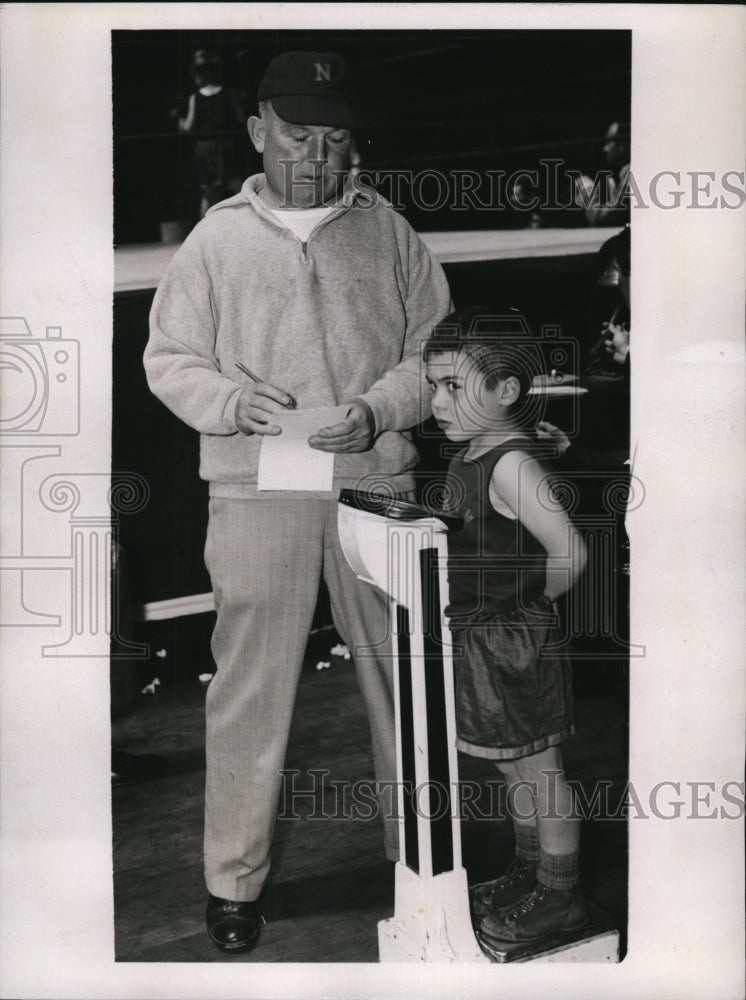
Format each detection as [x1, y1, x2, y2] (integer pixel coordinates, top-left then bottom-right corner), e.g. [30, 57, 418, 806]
[247, 115, 265, 153]
[499, 375, 522, 406]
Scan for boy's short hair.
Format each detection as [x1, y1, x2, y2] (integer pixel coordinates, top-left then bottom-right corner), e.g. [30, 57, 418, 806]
[423, 305, 541, 402]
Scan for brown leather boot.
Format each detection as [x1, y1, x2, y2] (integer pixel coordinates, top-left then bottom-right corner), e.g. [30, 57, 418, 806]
[477, 882, 588, 943]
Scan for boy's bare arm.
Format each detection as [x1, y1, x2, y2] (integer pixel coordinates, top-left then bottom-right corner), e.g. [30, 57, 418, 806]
[490, 452, 587, 601]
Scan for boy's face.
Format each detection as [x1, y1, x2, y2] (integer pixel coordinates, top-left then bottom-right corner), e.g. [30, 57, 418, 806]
[248, 103, 352, 209]
[425, 349, 518, 444]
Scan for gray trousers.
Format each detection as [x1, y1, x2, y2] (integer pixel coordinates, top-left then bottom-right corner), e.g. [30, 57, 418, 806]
[203, 497, 399, 901]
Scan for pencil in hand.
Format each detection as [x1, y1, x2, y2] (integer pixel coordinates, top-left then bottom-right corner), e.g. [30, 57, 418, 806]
[235, 362, 262, 383]
[235, 362, 296, 409]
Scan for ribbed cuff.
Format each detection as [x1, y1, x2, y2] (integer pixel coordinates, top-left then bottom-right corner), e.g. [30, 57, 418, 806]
[514, 822, 540, 862]
[221, 385, 244, 434]
[537, 847, 581, 890]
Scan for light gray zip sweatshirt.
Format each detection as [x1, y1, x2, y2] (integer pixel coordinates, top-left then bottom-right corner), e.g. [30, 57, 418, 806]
[145, 173, 452, 498]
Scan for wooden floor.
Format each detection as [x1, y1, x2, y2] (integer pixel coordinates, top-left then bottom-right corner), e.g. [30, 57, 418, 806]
[112, 625, 628, 963]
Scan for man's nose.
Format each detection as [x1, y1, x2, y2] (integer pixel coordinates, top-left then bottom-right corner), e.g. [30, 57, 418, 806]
[309, 136, 328, 164]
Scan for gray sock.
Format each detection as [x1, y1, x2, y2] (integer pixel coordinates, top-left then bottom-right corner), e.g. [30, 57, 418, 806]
[537, 847, 581, 890]
[514, 823, 540, 862]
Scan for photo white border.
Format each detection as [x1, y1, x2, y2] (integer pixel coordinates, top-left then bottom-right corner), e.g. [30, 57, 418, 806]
[1, 4, 744, 998]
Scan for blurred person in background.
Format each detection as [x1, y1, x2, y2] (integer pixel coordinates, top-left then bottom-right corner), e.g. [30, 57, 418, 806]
[583, 225, 630, 377]
[172, 48, 247, 217]
[574, 121, 630, 228]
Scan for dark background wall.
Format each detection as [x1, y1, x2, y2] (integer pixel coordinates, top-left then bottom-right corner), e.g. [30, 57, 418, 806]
[113, 29, 631, 243]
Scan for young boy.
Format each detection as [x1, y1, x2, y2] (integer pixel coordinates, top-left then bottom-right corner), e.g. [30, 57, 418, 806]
[423, 306, 588, 946]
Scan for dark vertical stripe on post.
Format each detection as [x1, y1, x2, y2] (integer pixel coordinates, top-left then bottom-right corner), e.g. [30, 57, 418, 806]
[420, 547, 454, 875]
[396, 603, 419, 874]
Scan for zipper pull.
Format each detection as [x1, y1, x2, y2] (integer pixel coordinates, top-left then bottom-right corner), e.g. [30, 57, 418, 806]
[301, 241, 308, 262]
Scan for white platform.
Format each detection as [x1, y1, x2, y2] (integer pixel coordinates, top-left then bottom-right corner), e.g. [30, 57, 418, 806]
[378, 865, 488, 963]
[520, 930, 619, 963]
[475, 901, 620, 964]
[377, 865, 620, 964]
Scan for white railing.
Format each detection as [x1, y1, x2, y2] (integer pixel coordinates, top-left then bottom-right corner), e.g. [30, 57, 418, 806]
[114, 227, 619, 294]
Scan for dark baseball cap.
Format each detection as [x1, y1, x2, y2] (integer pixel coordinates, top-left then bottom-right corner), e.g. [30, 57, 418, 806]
[257, 50, 361, 129]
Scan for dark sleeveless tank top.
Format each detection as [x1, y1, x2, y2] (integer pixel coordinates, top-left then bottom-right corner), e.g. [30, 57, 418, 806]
[444, 438, 548, 619]
[193, 90, 236, 135]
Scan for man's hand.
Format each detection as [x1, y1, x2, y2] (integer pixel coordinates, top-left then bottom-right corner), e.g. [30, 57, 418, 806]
[308, 400, 376, 453]
[235, 382, 295, 435]
[573, 174, 595, 203]
[604, 321, 630, 366]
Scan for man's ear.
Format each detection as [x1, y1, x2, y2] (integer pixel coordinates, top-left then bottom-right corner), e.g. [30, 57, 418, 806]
[247, 115, 265, 153]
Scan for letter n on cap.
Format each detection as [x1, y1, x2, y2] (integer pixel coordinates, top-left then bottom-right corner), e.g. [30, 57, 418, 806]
[315, 61, 331, 82]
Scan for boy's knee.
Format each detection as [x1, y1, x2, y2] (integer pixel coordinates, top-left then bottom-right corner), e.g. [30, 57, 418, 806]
[495, 759, 519, 781]
[512, 747, 564, 780]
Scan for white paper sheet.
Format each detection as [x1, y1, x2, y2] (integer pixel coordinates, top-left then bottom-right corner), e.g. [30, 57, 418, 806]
[257, 405, 348, 491]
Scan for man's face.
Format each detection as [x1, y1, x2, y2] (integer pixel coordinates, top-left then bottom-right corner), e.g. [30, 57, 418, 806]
[249, 103, 352, 209]
[602, 123, 629, 171]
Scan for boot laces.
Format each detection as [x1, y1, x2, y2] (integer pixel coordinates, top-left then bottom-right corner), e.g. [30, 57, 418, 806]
[476, 856, 534, 902]
[507, 882, 550, 919]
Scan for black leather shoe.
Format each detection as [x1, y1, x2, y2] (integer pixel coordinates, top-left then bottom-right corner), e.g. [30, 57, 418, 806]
[206, 894, 264, 954]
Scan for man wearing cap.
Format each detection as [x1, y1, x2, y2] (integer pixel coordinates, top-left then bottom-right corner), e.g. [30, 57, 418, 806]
[575, 120, 631, 227]
[171, 48, 246, 217]
[144, 50, 451, 954]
